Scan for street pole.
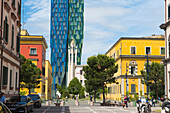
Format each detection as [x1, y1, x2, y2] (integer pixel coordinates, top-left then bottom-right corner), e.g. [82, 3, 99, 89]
[146, 50, 149, 99]
[0, 0, 4, 94]
[126, 63, 128, 97]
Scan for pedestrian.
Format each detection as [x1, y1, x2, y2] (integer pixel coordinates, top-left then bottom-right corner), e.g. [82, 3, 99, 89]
[153, 98, 156, 107]
[123, 96, 128, 108]
[151, 96, 154, 107]
[56, 96, 60, 103]
[90, 95, 93, 102]
[0, 92, 6, 103]
[136, 97, 141, 113]
[66, 96, 68, 103]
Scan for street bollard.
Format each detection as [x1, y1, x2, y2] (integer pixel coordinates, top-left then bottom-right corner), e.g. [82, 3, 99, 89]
[90, 101, 94, 106]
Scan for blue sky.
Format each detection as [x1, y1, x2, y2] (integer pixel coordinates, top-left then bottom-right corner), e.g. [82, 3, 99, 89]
[22, 0, 164, 64]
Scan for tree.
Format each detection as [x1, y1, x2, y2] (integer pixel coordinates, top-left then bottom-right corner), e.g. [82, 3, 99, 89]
[20, 55, 41, 94]
[83, 54, 118, 103]
[141, 62, 164, 99]
[79, 87, 85, 99]
[67, 77, 82, 96]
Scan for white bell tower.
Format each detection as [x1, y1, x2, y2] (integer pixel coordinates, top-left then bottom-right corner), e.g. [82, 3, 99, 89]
[67, 40, 77, 87]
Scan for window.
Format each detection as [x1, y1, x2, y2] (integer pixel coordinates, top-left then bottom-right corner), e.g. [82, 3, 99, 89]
[11, 25, 14, 48]
[131, 84, 136, 93]
[161, 47, 165, 54]
[12, 0, 15, 7]
[30, 48, 37, 55]
[169, 42, 170, 57]
[131, 67, 135, 75]
[80, 70, 83, 75]
[108, 87, 111, 93]
[117, 50, 119, 57]
[42, 67, 45, 76]
[15, 72, 18, 89]
[145, 47, 151, 54]
[3, 17, 9, 43]
[10, 70, 12, 88]
[16, 33, 20, 53]
[168, 4, 170, 19]
[131, 47, 136, 54]
[18, 2, 21, 14]
[3, 66, 8, 85]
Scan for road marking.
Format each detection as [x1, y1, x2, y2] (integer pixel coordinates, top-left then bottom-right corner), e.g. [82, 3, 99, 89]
[86, 107, 97, 113]
[43, 107, 51, 113]
[61, 106, 65, 113]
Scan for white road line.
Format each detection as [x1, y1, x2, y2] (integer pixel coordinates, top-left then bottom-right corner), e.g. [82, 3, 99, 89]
[86, 107, 97, 113]
[43, 107, 51, 113]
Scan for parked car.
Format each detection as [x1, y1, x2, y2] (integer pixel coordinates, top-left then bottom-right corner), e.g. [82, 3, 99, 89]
[5, 96, 34, 113]
[0, 102, 12, 113]
[28, 94, 41, 108]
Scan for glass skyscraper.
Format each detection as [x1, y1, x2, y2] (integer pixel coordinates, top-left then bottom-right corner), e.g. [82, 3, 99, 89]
[50, 0, 84, 95]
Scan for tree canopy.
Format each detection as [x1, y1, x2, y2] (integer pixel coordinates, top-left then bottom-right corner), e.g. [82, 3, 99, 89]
[67, 77, 82, 96]
[83, 54, 118, 103]
[20, 55, 41, 94]
[141, 62, 164, 98]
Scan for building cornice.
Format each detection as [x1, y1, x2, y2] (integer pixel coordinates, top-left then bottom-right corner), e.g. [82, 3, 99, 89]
[115, 75, 143, 79]
[105, 37, 165, 55]
[115, 55, 165, 62]
[20, 37, 48, 49]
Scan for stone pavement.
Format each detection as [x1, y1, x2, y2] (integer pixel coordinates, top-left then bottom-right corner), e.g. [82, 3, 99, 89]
[39, 100, 161, 113]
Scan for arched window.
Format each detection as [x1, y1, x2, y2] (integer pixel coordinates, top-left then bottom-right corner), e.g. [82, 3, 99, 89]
[3, 17, 8, 43]
[168, 4, 170, 19]
[129, 60, 138, 75]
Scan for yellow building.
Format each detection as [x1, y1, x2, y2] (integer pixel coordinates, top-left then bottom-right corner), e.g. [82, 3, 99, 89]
[45, 60, 52, 100]
[20, 30, 48, 99]
[104, 35, 165, 101]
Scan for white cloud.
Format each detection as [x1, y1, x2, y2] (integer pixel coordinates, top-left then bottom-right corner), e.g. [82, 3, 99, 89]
[23, 0, 164, 64]
[23, 0, 51, 61]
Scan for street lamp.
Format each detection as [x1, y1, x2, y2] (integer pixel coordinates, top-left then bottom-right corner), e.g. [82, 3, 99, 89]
[125, 63, 129, 97]
[0, 34, 4, 94]
[146, 50, 150, 99]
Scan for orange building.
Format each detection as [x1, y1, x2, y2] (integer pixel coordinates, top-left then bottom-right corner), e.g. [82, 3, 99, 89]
[20, 30, 48, 99]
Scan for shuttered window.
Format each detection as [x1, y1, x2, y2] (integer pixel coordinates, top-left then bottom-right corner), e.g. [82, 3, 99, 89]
[3, 17, 9, 43]
[11, 25, 14, 48]
[168, 5, 170, 19]
[15, 72, 18, 88]
[131, 84, 136, 93]
[16, 33, 20, 53]
[131, 47, 136, 54]
[3, 66, 8, 85]
[10, 70, 12, 88]
[12, 0, 15, 7]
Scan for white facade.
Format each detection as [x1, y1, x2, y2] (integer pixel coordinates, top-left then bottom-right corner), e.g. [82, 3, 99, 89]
[75, 65, 86, 87]
[67, 40, 77, 87]
[161, 0, 170, 99]
[0, 0, 21, 98]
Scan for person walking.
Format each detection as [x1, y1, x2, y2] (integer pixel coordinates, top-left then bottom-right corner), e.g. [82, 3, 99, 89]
[90, 95, 93, 102]
[0, 92, 6, 103]
[136, 97, 141, 113]
[123, 96, 128, 108]
[152, 96, 155, 107]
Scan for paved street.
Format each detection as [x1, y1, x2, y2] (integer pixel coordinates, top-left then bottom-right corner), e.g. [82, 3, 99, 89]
[33, 106, 138, 113]
[31, 100, 161, 113]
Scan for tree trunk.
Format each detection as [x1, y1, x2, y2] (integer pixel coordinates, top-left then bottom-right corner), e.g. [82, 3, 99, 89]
[155, 82, 158, 99]
[28, 85, 31, 95]
[103, 84, 105, 104]
[94, 89, 96, 103]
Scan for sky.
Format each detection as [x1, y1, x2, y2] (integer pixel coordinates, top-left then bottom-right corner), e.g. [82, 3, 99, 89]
[22, 0, 164, 64]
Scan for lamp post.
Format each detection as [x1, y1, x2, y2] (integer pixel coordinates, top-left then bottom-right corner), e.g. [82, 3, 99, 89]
[0, 0, 4, 94]
[146, 50, 149, 98]
[125, 63, 128, 97]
